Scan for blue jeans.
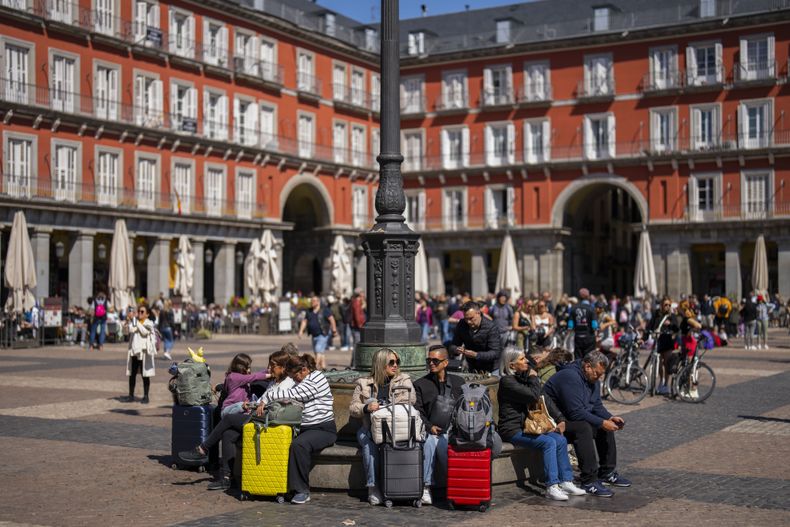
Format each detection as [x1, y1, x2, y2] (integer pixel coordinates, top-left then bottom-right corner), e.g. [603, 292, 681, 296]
[161, 327, 174, 353]
[312, 334, 330, 354]
[89, 319, 106, 347]
[339, 324, 349, 348]
[423, 432, 448, 486]
[421, 322, 431, 342]
[356, 426, 379, 487]
[439, 320, 450, 344]
[508, 432, 573, 486]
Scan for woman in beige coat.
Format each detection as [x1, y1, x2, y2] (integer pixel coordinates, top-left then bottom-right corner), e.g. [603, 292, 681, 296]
[349, 348, 415, 506]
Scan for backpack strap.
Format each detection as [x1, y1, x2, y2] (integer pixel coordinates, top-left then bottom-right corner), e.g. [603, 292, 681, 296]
[254, 421, 263, 465]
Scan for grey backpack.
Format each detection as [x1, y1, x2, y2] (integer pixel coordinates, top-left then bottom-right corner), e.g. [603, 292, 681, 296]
[449, 383, 494, 451]
[176, 360, 212, 406]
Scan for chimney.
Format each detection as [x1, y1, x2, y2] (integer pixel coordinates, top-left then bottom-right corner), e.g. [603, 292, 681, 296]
[421, 4, 427, 17]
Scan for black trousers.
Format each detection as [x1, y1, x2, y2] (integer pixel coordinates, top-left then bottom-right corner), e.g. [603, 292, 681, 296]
[200, 412, 248, 477]
[562, 420, 617, 484]
[288, 420, 337, 493]
[128, 356, 150, 397]
[574, 336, 596, 360]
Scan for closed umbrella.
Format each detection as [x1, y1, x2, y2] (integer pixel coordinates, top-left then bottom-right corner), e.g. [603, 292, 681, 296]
[108, 219, 135, 312]
[245, 237, 262, 304]
[634, 229, 658, 299]
[494, 233, 521, 302]
[431, 257, 446, 297]
[260, 229, 280, 304]
[3, 211, 37, 313]
[752, 234, 769, 296]
[414, 240, 429, 294]
[330, 235, 352, 299]
[174, 235, 195, 302]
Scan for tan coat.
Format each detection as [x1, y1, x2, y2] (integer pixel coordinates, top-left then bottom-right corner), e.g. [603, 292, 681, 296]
[349, 373, 415, 428]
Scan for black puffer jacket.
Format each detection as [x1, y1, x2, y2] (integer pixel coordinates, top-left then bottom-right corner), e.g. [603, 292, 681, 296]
[449, 317, 503, 373]
[497, 371, 565, 442]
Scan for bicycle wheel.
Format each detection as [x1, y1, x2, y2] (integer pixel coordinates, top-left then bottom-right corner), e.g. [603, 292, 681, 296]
[605, 361, 649, 405]
[673, 362, 716, 403]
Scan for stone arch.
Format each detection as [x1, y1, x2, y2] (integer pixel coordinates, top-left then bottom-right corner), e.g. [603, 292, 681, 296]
[550, 174, 648, 229]
[279, 175, 333, 227]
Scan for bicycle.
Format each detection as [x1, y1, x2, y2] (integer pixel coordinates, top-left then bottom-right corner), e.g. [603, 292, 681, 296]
[604, 326, 649, 405]
[671, 335, 716, 403]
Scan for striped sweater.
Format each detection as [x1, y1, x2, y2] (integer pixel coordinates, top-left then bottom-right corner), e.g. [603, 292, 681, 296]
[261, 370, 334, 427]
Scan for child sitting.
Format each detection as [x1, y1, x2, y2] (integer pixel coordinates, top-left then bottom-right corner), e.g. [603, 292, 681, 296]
[220, 353, 269, 418]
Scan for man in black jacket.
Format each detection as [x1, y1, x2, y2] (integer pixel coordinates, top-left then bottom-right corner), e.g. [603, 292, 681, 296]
[449, 301, 503, 374]
[414, 345, 465, 505]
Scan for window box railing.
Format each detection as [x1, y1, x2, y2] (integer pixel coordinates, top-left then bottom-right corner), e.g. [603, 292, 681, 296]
[641, 70, 684, 93]
[733, 61, 777, 84]
[480, 88, 515, 108]
[435, 93, 469, 112]
[517, 83, 552, 104]
[577, 73, 615, 99]
[296, 71, 321, 97]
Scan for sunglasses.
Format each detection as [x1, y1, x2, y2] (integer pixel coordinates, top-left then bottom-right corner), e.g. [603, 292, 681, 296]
[426, 358, 446, 366]
[387, 359, 401, 367]
[138, 309, 147, 314]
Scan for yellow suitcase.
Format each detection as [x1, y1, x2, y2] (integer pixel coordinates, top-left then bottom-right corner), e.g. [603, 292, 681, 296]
[241, 421, 292, 501]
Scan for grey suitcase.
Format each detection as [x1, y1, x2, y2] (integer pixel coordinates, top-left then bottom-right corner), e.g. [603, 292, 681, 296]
[378, 387, 424, 508]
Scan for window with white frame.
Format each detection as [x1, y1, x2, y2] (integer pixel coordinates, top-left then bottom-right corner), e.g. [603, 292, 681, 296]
[690, 104, 720, 150]
[333, 121, 347, 163]
[297, 51, 315, 92]
[523, 62, 550, 102]
[298, 113, 314, 158]
[205, 166, 224, 216]
[259, 39, 276, 81]
[95, 64, 119, 120]
[593, 7, 610, 31]
[351, 125, 366, 167]
[234, 31, 259, 76]
[352, 186, 368, 228]
[650, 108, 677, 153]
[443, 189, 466, 230]
[4, 43, 30, 104]
[584, 114, 615, 160]
[260, 103, 277, 149]
[236, 170, 254, 219]
[739, 99, 772, 149]
[686, 42, 722, 85]
[333, 63, 347, 101]
[233, 97, 258, 146]
[134, 73, 163, 126]
[742, 171, 771, 218]
[168, 9, 194, 58]
[405, 192, 425, 230]
[700, 0, 715, 17]
[584, 54, 613, 95]
[401, 76, 423, 113]
[48, 0, 74, 24]
[371, 74, 380, 112]
[408, 32, 425, 56]
[441, 127, 469, 169]
[351, 69, 365, 106]
[650, 47, 678, 89]
[324, 13, 336, 36]
[172, 161, 192, 213]
[524, 119, 550, 164]
[485, 123, 515, 166]
[371, 128, 380, 169]
[403, 131, 423, 171]
[4, 135, 33, 198]
[204, 21, 228, 67]
[133, 0, 161, 45]
[136, 156, 157, 210]
[485, 186, 515, 228]
[483, 65, 513, 105]
[170, 82, 197, 133]
[442, 71, 467, 109]
[52, 142, 78, 201]
[365, 28, 378, 51]
[496, 20, 512, 43]
[689, 173, 719, 220]
[51, 54, 77, 113]
[739, 34, 775, 81]
[96, 149, 119, 206]
[203, 90, 228, 140]
[94, 0, 115, 35]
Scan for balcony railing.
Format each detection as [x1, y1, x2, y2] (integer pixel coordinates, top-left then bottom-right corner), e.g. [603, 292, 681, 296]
[642, 69, 684, 93]
[232, 56, 284, 85]
[401, 94, 426, 116]
[733, 61, 777, 84]
[682, 202, 790, 223]
[296, 71, 321, 97]
[332, 84, 370, 110]
[480, 89, 515, 108]
[435, 93, 469, 112]
[577, 74, 615, 99]
[417, 213, 516, 232]
[517, 83, 552, 104]
[685, 63, 725, 88]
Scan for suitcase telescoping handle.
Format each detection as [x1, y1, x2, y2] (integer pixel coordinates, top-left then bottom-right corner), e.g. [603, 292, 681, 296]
[384, 386, 416, 451]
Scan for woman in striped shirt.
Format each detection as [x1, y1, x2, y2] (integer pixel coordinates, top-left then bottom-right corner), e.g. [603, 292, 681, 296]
[256, 353, 336, 504]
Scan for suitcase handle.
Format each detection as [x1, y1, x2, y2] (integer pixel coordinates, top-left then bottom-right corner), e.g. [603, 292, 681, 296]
[383, 387, 416, 451]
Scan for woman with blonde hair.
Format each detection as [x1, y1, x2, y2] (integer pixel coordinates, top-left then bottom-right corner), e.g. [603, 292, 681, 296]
[512, 298, 534, 351]
[349, 348, 415, 505]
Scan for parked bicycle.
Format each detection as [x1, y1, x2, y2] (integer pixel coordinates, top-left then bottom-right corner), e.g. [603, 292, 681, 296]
[604, 325, 649, 405]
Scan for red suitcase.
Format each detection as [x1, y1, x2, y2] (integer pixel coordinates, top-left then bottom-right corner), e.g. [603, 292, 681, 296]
[446, 445, 492, 512]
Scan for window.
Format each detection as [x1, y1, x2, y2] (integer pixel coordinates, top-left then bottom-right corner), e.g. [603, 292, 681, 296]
[441, 127, 469, 169]
[483, 65, 513, 105]
[485, 123, 515, 166]
[298, 113, 314, 158]
[96, 150, 119, 206]
[233, 97, 258, 146]
[134, 73, 163, 127]
[496, 20, 511, 43]
[649, 47, 678, 89]
[739, 100, 772, 149]
[686, 42, 722, 85]
[136, 156, 157, 210]
[259, 39, 276, 82]
[442, 71, 467, 109]
[593, 7, 610, 31]
[51, 54, 77, 113]
[324, 13, 336, 36]
[172, 161, 192, 213]
[205, 166, 224, 217]
[351, 125, 366, 167]
[333, 121, 347, 163]
[333, 63, 347, 102]
[53, 143, 78, 201]
[169, 83, 197, 133]
[689, 173, 719, 221]
[260, 104, 277, 150]
[584, 114, 615, 160]
[351, 70, 365, 106]
[524, 119, 550, 164]
[370, 74, 380, 112]
[700, 0, 715, 17]
[365, 29, 378, 52]
[408, 32, 425, 56]
[401, 76, 423, 113]
[234, 31, 259, 76]
[168, 9, 194, 58]
[650, 108, 677, 153]
[371, 128, 380, 169]
[297, 51, 315, 93]
[204, 21, 228, 67]
[95, 65, 119, 120]
[352, 186, 368, 228]
[49, 0, 74, 24]
[203, 90, 228, 140]
[405, 192, 425, 230]
[133, 0, 161, 46]
[403, 131, 423, 171]
[739, 35, 775, 81]
[485, 186, 515, 228]
[523, 62, 550, 102]
[443, 189, 466, 230]
[236, 170, 254, 219]
[4, 135, 33, 198]
[742, 171, 771, 218]
[690, 104, 720, 150]
[94, 0, 115, 35]
[584, 54, 613, 96]
[4, 43, 30, 104]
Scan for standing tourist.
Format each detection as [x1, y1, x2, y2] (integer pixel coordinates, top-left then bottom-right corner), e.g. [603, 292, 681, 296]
[298, 296, 336, 371]
[569, 288, 598, 360]
[123, 305, 156, 404]
[89, 292, 109, 352]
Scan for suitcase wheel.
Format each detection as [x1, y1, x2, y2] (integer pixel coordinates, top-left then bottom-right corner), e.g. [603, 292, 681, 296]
[384, 500, 393, 508]
[276, 496, 285, 504]
[413, 499, 422, 508]
[197, 465, 206, 473]
[239, 493, 248, 502]
[478, 504, 488, 513]
[170, 463, 179, 470]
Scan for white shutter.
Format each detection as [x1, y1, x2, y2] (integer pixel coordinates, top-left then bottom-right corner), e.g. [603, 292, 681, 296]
[607, 114, 616, 158]
[584, 117, 593, 159]
[218, 95, 228, 139]
[505, 65, 513, 101]
[108, 68, 118, 119]
[249, 36, 260, 74]
[767, 35, 776, 76]
[135, 1, 146, 38]
[168, 9, 175, 51]
[134, 75, 144, 125]
[248, 101, 258, 145]
[462, 127, 470, 167]
[542, 120, 551, 161]
[187, 87, 197, 119]
[506, 122, 516, 164]
[418, 192, 426, 228]
[688, 176, 698, 219]
[170, 83, 178, 127]
[233, 97, 240, 142]
[218, 26, 228, 65]
[506, 186, 516, 226]
[408, 33, 416, 55]
[739, 37, 748, 79]
[485, 126, 493, 165]
[440, 129, 449, 168]
[738, 103, 747, 146]
[483, 68, 493, 105]
[484, 187, 496, 228]
[203, 90, 209, 133]
[686, 46, 697, 85]
[152, 79, 163, 122]
[714, 42, 723, 82]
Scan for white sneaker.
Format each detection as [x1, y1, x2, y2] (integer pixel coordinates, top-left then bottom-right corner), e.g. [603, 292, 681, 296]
[546, 484, 569, 501]
[163, 351, 172, 360]
[559, 481, 587, 496]
[368, 486, 383, 506]
[421, 487, 433, 505]
[340, 346, 350, 352]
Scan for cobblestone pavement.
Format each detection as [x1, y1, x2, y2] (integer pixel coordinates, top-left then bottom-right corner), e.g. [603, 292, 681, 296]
[1, 330, 789, 526]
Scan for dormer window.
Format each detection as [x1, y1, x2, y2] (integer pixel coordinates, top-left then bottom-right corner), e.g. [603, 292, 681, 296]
[593, 7, 610, 31]
[365, 28, 378, 51]
[496, 20, 512, 44]
[700, 0, 715, 17]
[408, 32, 425, 56]
[324, 13, 336, 36]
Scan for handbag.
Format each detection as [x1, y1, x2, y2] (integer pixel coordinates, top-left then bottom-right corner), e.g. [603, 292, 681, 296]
[429, 392, 455, 430]
[370, 403, 426, 444]
[523, 395, 557, 435]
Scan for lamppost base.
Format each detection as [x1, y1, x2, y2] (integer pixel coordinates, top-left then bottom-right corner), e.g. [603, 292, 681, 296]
[353, 341, 427, 373]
